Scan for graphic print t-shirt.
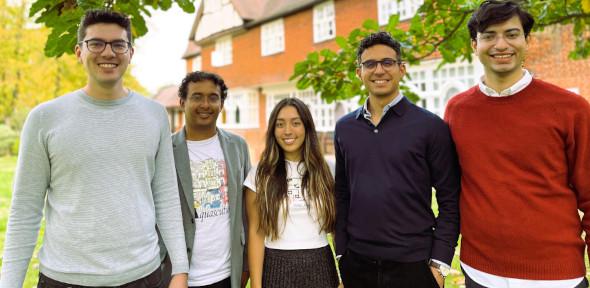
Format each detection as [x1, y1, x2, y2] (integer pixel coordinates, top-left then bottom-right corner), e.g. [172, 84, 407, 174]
[186, 135, 231, 286]
[244, 160, 328, 250]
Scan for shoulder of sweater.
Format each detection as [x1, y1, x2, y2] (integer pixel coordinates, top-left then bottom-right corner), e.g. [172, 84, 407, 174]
[27, 90, 82, 119]
[405, 101, 446, 127]
[446, 86, 479, 107]
[335, 107, 362, 128]
[529, 79, 590, 108]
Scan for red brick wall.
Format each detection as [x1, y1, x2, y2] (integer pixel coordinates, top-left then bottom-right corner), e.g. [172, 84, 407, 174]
[527, 25, 590, 100]
[199, 0, 377, 88]
[194, 0, 380, 161]
[189, 1, 589, 163]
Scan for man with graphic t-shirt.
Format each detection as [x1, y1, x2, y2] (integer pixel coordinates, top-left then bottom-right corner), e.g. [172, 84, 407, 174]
[159, 71, 251, 288]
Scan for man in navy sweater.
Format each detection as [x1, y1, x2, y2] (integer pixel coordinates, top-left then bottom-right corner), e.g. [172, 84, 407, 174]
[334, 31, 460, 288]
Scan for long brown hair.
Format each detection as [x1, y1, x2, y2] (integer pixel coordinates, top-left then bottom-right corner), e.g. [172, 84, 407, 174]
[255, 97, 336, 240]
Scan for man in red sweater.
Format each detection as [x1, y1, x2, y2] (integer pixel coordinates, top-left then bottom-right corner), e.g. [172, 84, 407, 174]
[445, 1, 590, 287]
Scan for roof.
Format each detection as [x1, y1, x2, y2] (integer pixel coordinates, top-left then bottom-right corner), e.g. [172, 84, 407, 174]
[182, 41, 201, 59]
[231, 0, 266, 20]
[152, 85, 180, 108]
[189, 0, 323, 42]
[248, 0, 321, 26]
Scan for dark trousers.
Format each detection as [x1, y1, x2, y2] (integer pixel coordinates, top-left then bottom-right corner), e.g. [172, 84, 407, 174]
[189, 277, 230, 288]
[159, 254, 172, 288]
[38, 266, 162, 288]
[339, 249, 439, 288]
[462, 266, 589, 288]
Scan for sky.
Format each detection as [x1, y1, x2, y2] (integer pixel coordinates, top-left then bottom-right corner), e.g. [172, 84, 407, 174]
[131, 5, 197, 95]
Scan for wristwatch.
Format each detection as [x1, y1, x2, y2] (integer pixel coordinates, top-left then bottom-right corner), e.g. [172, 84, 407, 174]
[428, 259, 450, 278]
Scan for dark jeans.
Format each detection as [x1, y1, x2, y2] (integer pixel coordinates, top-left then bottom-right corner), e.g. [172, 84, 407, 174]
[38, 266, 162, 288]
[189, 277, 230, 288]
[339, 249, 439, 288]
[462, 266, 589, 288]
[159, 254, 172, 288]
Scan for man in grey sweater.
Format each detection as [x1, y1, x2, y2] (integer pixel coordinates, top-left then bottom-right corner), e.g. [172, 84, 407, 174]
[0, 10, 189, 288]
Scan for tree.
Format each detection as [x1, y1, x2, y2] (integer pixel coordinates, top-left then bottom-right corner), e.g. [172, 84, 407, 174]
[29, 0, 196, 57]
[290, 0, 590, 103]
[0, 0, 147, 123]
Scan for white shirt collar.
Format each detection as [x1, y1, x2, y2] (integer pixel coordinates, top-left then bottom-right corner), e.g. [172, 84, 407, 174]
[362, 92, 404, 120]
[478, 69, 533, 97]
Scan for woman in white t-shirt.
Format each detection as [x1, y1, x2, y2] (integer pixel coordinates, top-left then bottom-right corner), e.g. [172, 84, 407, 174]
[244, 97, 339, 288]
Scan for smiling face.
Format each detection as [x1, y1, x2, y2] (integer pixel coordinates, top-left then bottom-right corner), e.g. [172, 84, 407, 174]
[75, 23, 133, 90]
[356, 44, 406, 101]
[181, 80, 223, 139]
[473, 15, 528, 85]
[274, 105, 305, 162]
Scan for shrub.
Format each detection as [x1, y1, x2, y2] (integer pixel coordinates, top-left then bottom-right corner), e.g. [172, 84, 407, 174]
[0, 124, 19, 156]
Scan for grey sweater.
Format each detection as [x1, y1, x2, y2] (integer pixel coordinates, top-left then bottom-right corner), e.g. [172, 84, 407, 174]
[0, 90, 189, 287]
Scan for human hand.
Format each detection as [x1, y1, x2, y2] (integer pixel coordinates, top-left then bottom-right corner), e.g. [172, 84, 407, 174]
[168, 273, 188, 288]
[429, 266, 444, 288]
[338, 282, 344, 288]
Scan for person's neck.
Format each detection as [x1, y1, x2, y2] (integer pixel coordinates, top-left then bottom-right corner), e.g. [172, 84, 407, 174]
[368, 92, 398, 124]
[483, 69, 524, 93]
[185, 126, 217, 141]
[284, 153, 301, 162]
[83, 82, 128, 100]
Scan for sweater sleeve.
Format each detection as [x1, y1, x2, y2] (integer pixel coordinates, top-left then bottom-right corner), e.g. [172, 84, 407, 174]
[569, 98, 590, 254]
[1, 108, 50, 287]
[151, 108, 189, 275]
[334, 126, 349, 256]
[427, 120, 461, 266]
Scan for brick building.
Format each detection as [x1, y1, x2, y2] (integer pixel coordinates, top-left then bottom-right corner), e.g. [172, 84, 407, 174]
[153, 0, 590, 162]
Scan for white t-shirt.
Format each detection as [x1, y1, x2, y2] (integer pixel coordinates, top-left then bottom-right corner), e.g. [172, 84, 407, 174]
[187, 135, 231, 286]
[244, 160, 329, 250]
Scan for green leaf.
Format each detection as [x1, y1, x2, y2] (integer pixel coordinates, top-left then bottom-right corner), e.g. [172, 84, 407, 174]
[362, 19, 379, 31]
[175, 0, 196, 13]
[29, 0, 53, 18]
[159, 0, 173, 10]
[335, 36, 348, 49]
[292, 62, 308, 77]
[307, 52, 319, 64]
[386, 14, 400, 32]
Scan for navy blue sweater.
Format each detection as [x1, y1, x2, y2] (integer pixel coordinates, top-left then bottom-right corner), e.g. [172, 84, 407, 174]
[334, 97, 460, 265]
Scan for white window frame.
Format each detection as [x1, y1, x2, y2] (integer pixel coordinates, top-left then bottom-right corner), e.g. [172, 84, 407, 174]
[378, 0, 423, 25]
[212, 35, 232, 67]
[192, 55, 202, 72]
[406, 59, 483, 117]
[261, 18, 285, 56]
[219, 89, 259, 129]
[313, 1, 336, 43]
[266, 86, 358, 132]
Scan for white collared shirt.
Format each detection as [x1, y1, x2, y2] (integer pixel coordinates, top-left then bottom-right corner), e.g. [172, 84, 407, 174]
[362, 92, 404, 124]
[477, 69, 532, 97]
[464, 69, 584, 288]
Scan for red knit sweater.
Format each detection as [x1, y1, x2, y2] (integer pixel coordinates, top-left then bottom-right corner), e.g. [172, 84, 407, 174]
[445, 79, 590, 279]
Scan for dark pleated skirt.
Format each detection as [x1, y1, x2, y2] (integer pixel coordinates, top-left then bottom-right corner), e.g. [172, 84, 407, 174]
[262, 245, 339, 288]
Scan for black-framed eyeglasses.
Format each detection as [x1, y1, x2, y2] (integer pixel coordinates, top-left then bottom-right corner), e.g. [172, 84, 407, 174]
[360, 58, 401, 70]
[79, 39, 131, 54]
